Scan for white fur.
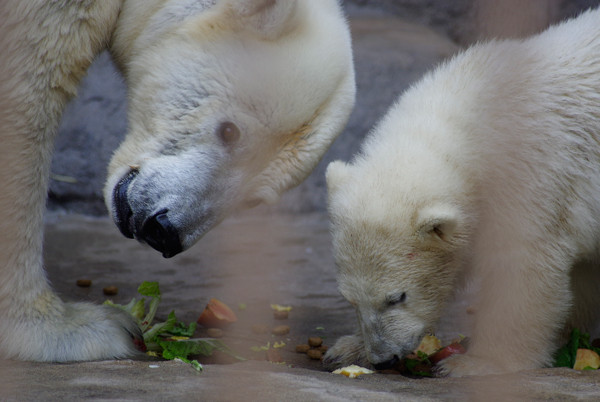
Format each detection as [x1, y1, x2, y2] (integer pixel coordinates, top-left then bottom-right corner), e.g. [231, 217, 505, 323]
[104, 0, 355, 251]
[0, 0, 354, 361]
[324, 9, 600, 377]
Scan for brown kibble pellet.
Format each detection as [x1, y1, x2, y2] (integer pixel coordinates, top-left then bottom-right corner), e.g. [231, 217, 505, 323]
[306, 349, 322, 360]
[251, 324, 269, 335]
[466, 306, 476, 315]
[295, 344, 310, 354]
[76, 279, 92, 287]
[271, 325, 290, 336]
[206, 328, 223, 338]
[266, 348, 283, 363]
[317, 345, 328, 353]
[308, 337, 323, 347]
[273, 310, 288, 320]
[103, 286, 118, 295]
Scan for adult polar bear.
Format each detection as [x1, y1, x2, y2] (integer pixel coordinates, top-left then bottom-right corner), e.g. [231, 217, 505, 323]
[0, 0, 354, 361]
[324, 9, 600, 376]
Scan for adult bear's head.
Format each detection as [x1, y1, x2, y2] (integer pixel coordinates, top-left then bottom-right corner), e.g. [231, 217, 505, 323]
[104, 0, 355, 257]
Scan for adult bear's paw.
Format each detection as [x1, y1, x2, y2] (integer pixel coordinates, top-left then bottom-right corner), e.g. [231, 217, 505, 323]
[2, 296, 144, 362]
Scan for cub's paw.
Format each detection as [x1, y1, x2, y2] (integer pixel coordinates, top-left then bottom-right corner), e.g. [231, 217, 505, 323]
[4, 298, 144, 362]
[436, 353, 505, 377]
[323, 334, 369, 370]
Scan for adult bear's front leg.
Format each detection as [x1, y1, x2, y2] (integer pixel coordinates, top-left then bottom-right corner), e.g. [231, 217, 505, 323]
[0, 97, 143, 362]
[0, 0, 142, 361]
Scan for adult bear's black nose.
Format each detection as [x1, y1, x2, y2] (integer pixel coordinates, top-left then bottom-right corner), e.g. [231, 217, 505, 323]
[113, 170, 138, 239]
[139, 209, 182, 258]
[372, 355, 400, 371]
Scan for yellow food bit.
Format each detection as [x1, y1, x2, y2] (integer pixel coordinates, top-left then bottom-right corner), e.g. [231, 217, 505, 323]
[332, 365, 374, 378]
[146, 351, 159, 357]
[251, 342, 271, 352]
[273, 341, 286, 349]
[415, 334, 442, 356]
[169, 336, 190, 341]
[271, 304, 292, 312]
[573, 349, 600, 370]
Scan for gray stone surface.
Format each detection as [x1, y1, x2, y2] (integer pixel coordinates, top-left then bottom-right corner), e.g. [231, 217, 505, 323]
[4, 359, 600, 401]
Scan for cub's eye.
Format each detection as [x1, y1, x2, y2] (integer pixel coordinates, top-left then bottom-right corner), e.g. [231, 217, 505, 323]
[218, 122, 240, 145]
[387, 292, 406, 307]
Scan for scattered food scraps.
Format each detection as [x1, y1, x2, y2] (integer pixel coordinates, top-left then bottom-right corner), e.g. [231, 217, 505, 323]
[308, 337, 323, 348]
[76, 279, 92, 287]
[333, 365, 374, 378]
[272, 325, 290, 336]
[307, 349, 322, 360]
[415, 334, 442, 356]
[103, 285, 118, 296]
[296, 344, 310, 354]
[105, 282, 244, 372]
[266, 349, 284, 363]
[251, 342, 271, 352]
[197, 298, 238, 328]
[273, 310, 289, 320]
[554, 328, 600, 371]
[169, 336, 190, 341]
[270, 304, 292, 312]
[573, 349, 600, 370]
[428, 342, 466, 365]
[366, 334, 467, 377]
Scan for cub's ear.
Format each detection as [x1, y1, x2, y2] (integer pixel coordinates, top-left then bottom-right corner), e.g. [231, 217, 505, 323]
[224, 0, 298, 40]
[416, 205, 461, 244]
[326, 160, 351, 197]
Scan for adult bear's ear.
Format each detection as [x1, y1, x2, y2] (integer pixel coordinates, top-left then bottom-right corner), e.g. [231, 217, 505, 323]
[224, 0, 299, 40]
[416, 205, 462, 245]
[326, 161, 351, 197]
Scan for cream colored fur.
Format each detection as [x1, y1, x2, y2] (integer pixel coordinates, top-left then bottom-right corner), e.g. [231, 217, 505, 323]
[104, 0, 355, 251]
[0, 0, 354, 361]
[324, 9, 600, 377]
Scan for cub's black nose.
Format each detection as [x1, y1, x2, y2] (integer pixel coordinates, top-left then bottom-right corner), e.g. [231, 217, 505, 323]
[372, 355, 400, 371]
[113, 170, 138, 239]
[140, 209, 182, 258]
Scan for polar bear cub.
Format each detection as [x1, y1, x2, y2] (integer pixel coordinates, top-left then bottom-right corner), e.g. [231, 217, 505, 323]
[324, 8, 600, 376]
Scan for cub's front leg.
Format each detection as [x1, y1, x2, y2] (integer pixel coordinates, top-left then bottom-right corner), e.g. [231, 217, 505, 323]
[438, 247, 573, 377]
[323, 333, 370, 370]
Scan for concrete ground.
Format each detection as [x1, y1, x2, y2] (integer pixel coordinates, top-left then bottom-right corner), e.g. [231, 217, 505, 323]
[1, 211, 598, 401]
[4, 13, 600, 402]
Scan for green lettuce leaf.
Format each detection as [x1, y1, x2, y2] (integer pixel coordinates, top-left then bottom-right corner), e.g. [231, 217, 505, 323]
[104, 281, 244, 370]
[553, 328, 600, 368]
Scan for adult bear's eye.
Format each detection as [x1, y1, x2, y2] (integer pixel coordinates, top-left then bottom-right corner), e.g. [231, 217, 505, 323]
[218, 122, 240, 145]
[387, 292, 406, 307]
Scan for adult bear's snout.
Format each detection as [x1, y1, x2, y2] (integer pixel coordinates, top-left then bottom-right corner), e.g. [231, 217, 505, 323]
[139, 209, 182, 258]
[112, 169, 138, 239]
[112, 170, 183, 258]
